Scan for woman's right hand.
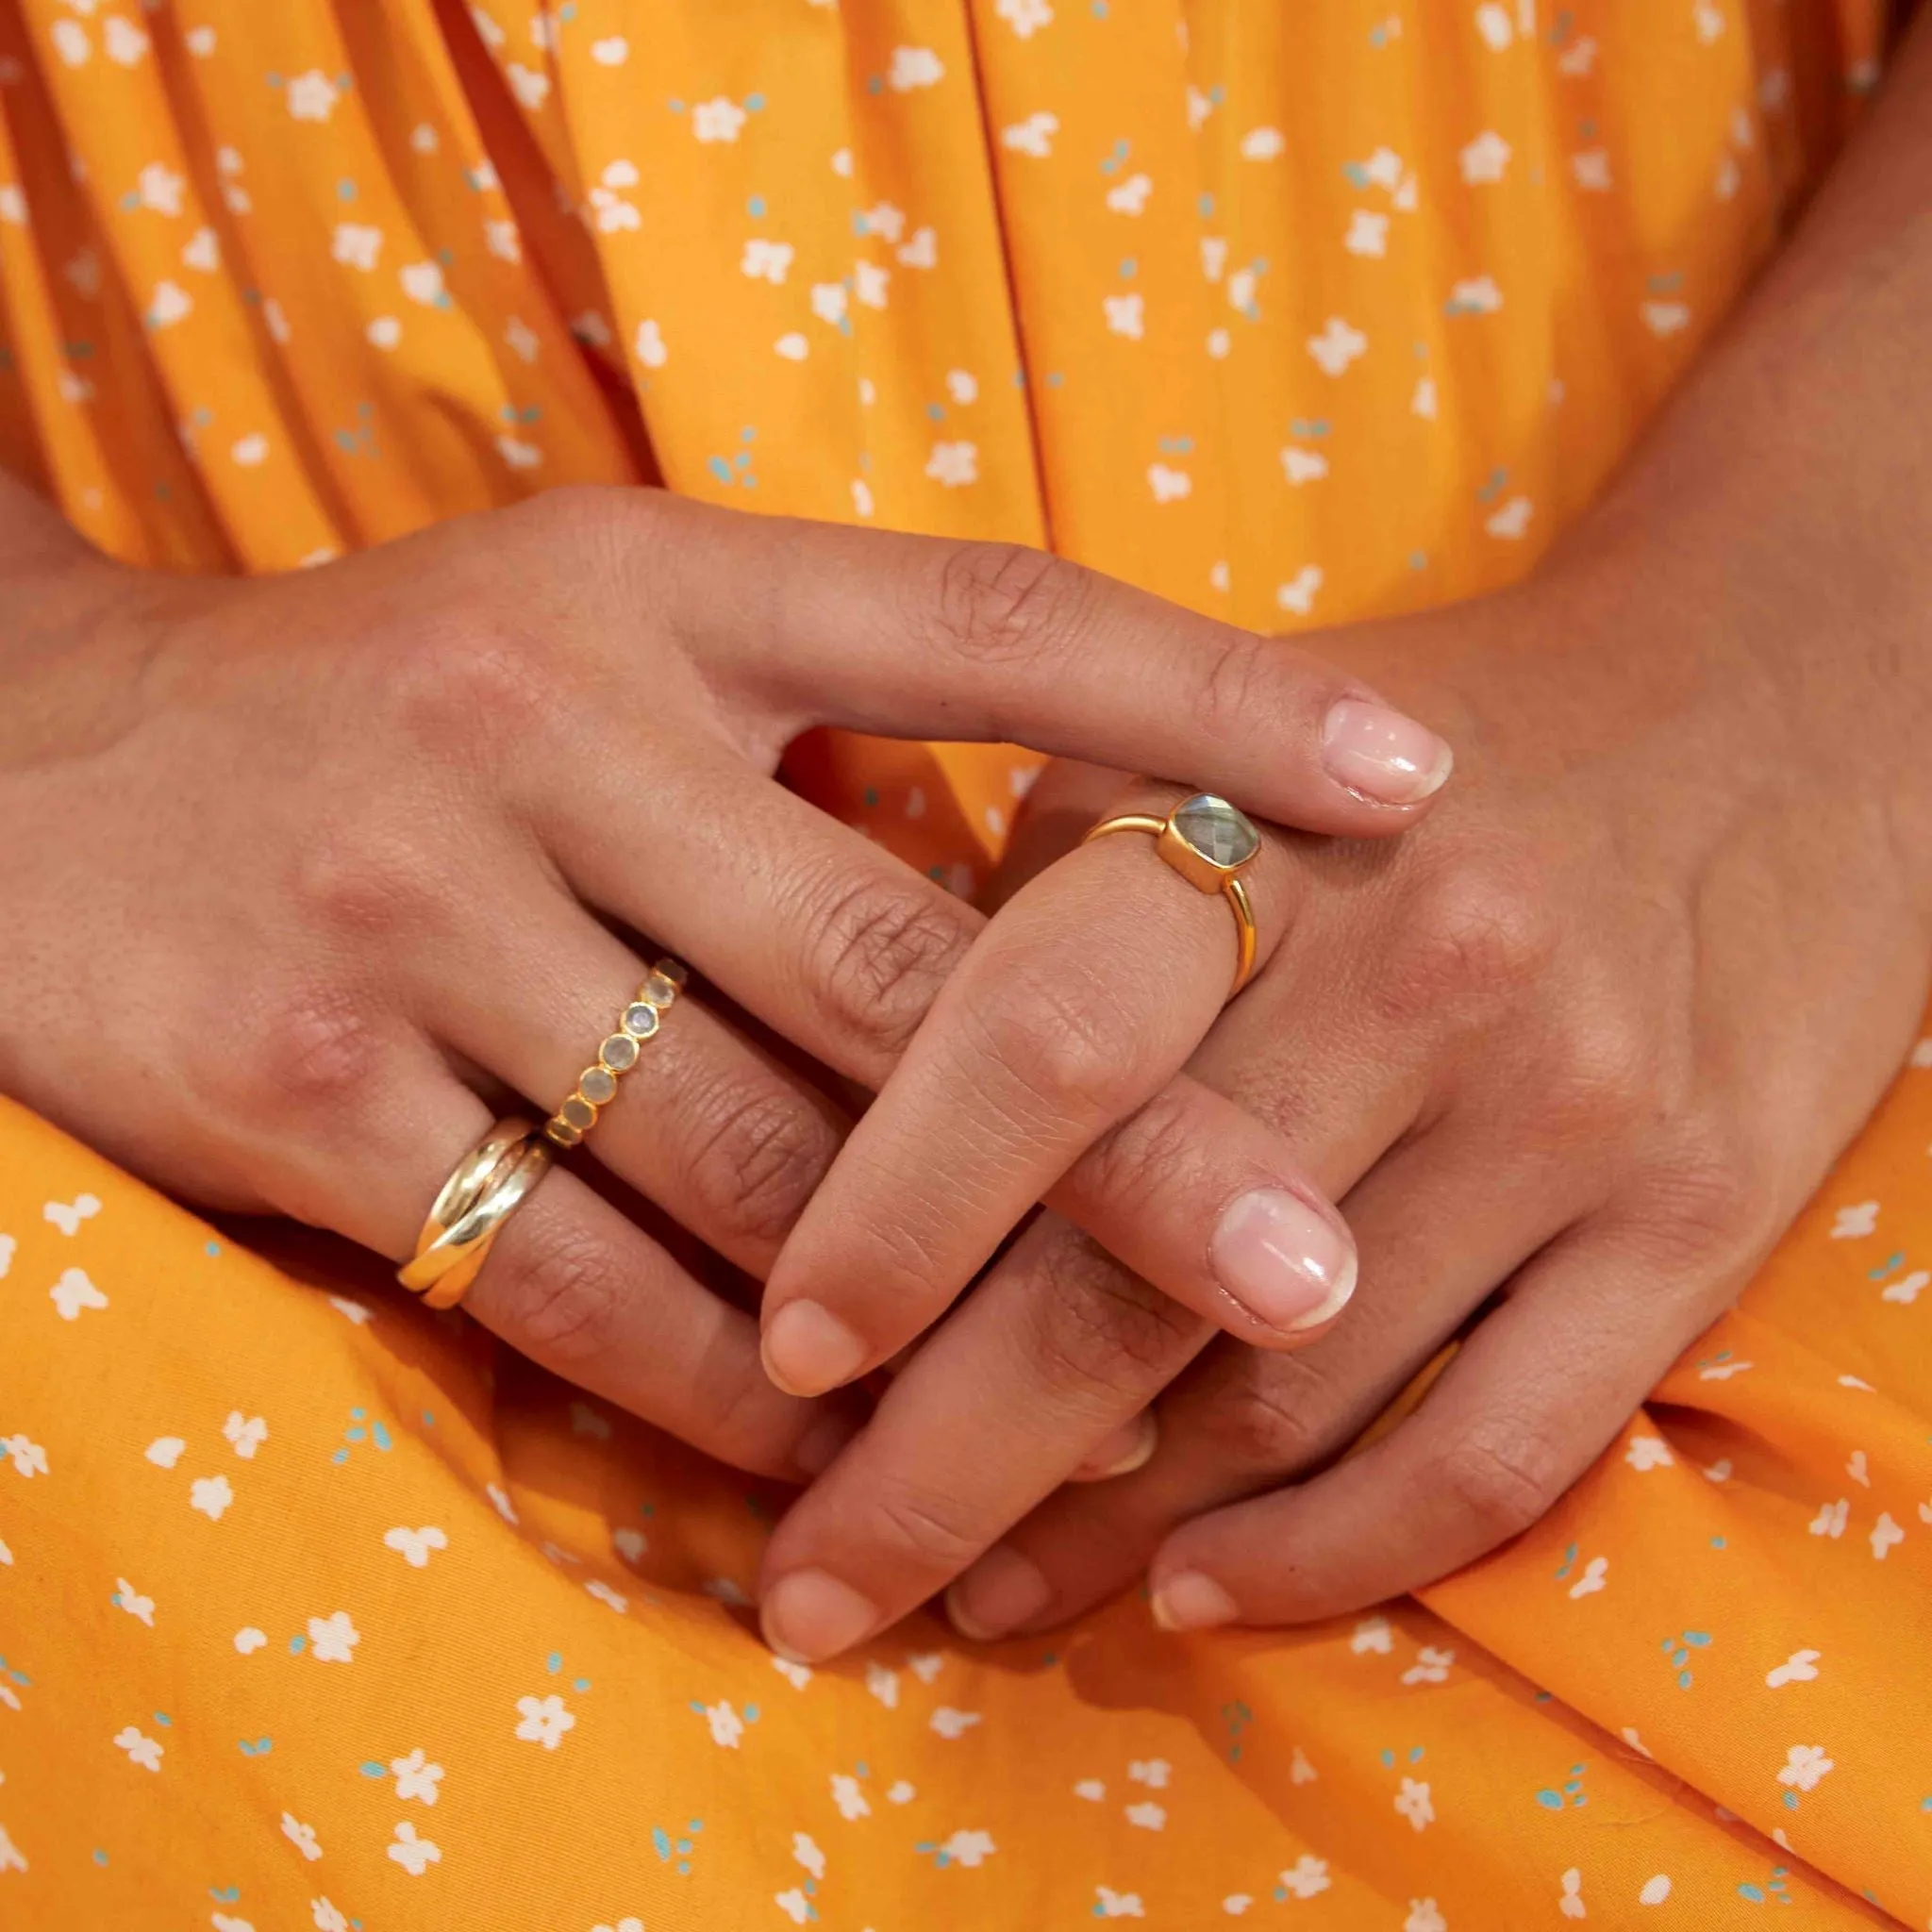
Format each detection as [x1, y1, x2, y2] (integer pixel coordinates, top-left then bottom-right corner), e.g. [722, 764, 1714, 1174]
[0, 479, 1442, 1478]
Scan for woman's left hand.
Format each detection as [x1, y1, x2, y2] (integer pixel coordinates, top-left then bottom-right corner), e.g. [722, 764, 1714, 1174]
[758, 520, 1932, 1653]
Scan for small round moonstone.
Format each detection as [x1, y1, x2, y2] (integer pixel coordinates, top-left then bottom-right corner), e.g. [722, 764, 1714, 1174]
[1171, 792, 1260, 869]
[545, 1118, 582, 1147]
[641, 970, 678, 1008]
[599, 1032, 640, 1073]
[622, 1002, 660, 1039]
[560, 1095, 597, 1130]
[578, 1066, 618, 1105]
[654, 957, 689, 989]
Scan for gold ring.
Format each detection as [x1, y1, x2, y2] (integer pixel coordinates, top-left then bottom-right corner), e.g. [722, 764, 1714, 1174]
[1084, 792, 1262, 996]
[398, 1116, 552, 1310]
[543, 956, 688, 1149]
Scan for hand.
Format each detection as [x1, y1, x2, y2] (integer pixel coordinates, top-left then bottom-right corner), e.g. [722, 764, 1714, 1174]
[758, 529, 1932, 1651]
[0, 479, 1442, 1478]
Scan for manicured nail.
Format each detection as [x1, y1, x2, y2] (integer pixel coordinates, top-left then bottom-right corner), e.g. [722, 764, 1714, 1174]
[1322, 698, 1453, 805]
[1074, 1411, 1158, 1481]
[1150, 1570, 1238, 1632]
[762, 1300, 869, 1397]
[790, 1409, 860, 1479]
[760, 1568, 879, 1663]
[946, 1544, 1052, 1641]
[1210, 1189, 1357, 1333]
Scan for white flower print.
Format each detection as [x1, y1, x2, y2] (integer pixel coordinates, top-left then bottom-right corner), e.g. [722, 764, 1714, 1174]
[1000, 111, 1059, 159]
[331, 223, 382, 273]
[1406, 1901, 1448, 1932]
[1450, 275, 1504, 315]
[50, 1268, 107, 1319]
[391, 1748, 443, 1804]
[935, 1828, 995, 1867]
[482, 216, 521, 262]
[1094, 1888, 1145, 1918]
[924, 441, 978, 489]
[114, 1578, 155, 1626]
[310, 1900, 348, 1932]
[387, 1820, 441, 1875]
[1240, 127, 1286, 160]
[104, 16, 148, 66]
[775, 332, 809, 362]
[897, 225, 938, 268]
[633, 318, 667, 368]
[515, 1692, 575, 1749]
[234, 1627, 268, 1653]
[945, 368, 978, 405]
[326, 1294, 373, 1325]
[692, 95, 747, 144]
[1074, 1777, 1106, 1800]
[1777, 1743, 1834, 1791]
[486, 1483, 516, 1523]
[831, 1773, 870, 1819]
[1291, 1746, 1317, 1784]
[181, 225, 220, 272]
[1558, 1867, 1585, 1919]
[791, 1831, 825, 1880]
[366, 317, 402, 351]
[1125, 1758, 1169, 1789]
[0, 1826, 26, 1874]
[494, 435, 542, 471]
[189, 1474, 232, 1518]
[286, 70, 340, 124]
[1401, 1645, 1455, 1686]
[888, 46, 944, 91]
[307, 1610, 358, 1662]
[383, 1524, 447, 1568]
[1881, 1270, 1928, 1304]
[1765, 1650, 1821, 1688]
[1394, 1776, 1434, 1831]
[1641, 300, 1690, 338]
[1485, 495, 1534, 540]
[1474, 2, 1513, 47]
[929, 1706, 982, 1739]
[1307, 316, 1367, 375]
[1350, 1614, 1393, 1654]
[809, 281, 848, 327]
[1809, 1497, 1849, 1538]
[1871, 1511, 1904, 1558]
[113, 1725, 162, 1771]
[1624, 1435, 1674, 1472]
[888, 1781, 917, 1804]
[863, 200, 907, 242]
[1103, 292, 1144, 340]
[1344, 209, 1389, 258]
[1846, 1448, 1870, 1487]
[1567, 1555, 1609, 1599]
[1124, 1801, 1165, 1830]
[50, 19, 91, 67]
[590, 36, 628, 65]
[585, 1578, 627, 1613]
[1105, 173, 1152, 216]
[506, 316, 539, 363]
[506, 63, 549, 110]
[1459, 130, 1510, 184]
[1280, 446, 1328, 485]
[774, 1891, 811, 1925]
[223, 1411, 268, 1458]
[593, 1921, 644, 1932]
[1147, 463, 1191, 504]
[43, 1194, 101, 1238]
[700, 1699, 745, 1748]
[0, 1232, 13, 1276]
[1573, 148, 1613, 192]
[855, 260, 891, 309]
[145, 1435, 184, 1469]
[1280, 1855, 1331, 1899]
[741, 238, 793, 285]
[1275, 565, 1324, 617]
[399, 260, 446, 308]
[996, 0, 1053, 35]
[1831, 1201, 1879, 1239]
[136, 161, 184, 218]
[281, 1812, 321, 1859]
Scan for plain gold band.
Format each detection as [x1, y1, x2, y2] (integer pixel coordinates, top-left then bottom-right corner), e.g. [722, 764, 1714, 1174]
[398, 1117, 552, 1311]
[1084, 812, 1259, 997]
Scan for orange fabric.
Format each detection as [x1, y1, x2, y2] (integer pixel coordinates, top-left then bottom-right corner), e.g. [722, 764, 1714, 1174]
[2, 3, 1927, 1926]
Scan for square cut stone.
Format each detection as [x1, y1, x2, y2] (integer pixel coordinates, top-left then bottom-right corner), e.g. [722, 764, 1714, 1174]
[1172, 792, 1260, 869]
[599, 1032, 640, 1073]
[579, 1066, 619, 1104]
[622, 1003, 660, 1039]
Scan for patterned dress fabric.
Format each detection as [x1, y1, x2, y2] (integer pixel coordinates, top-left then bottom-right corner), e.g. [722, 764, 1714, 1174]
[1, 3, 1926, 1927]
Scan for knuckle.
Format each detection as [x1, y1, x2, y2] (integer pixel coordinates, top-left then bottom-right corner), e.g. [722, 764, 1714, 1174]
[1191, 1353, 1334, 1472]
[1533, 992, 1657, 1139]
[1026, 1232, 1204, 1409]
[383, 610, 564, 765]
[1069, 1082, 1203, 1217]
[1631, 1120, 1774, 1268]
[291, 811, 446, 943]
[969, 955, 1143, 1125]
[498, 1223, 623, 1364]
[1373, 852, 1556, 1029]
[680, 1081, 840, 1251]
[1439, 1422, 1564, 1542]
[863, 1474, 993, 1574]
[804, 873, 974, 1063]
[1191, 625, 1277, 744]
[234, 983, 385, 1125]
[929, 541, 1094, 669]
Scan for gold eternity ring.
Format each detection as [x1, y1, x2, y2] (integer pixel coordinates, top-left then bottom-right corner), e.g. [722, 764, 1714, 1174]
[398, 1115, 552, 1311]
[1084, 792, 1263, 997]
[543, 957, 689, 1149]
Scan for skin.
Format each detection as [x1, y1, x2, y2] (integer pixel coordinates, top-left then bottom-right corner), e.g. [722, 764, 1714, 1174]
[751, 12, 1932, 1658]
[0, 469, 1440, 1483]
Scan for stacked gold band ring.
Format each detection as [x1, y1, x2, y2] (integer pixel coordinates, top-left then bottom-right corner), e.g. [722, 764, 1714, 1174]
[543, 956, 688, 1149]
[1084, 791, 1262, 996]
[398, 1116, 552, 1311]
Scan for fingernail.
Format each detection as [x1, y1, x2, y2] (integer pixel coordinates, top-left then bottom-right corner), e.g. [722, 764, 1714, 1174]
[760, 1568, 879, 1663]
[1150, 1570, 1238, 1632]
[790, 1409, 860, 1479]
[762, 1300, 870, 1397]
[1074, 1410, 1158, 1481]
[1322, 698, 1453, 806]
[1210, 1189, 1357, 1333]
[946, 1543, 1052, 1641]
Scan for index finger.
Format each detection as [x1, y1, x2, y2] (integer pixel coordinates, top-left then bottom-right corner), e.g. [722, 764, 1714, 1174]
[648, 497, 1455, 833]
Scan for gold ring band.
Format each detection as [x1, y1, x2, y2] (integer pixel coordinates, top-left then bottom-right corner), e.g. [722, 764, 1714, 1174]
[1084, 792, 1262, 997]
[543, 956, 688, 1150]
[399, 1116, 552, 1310]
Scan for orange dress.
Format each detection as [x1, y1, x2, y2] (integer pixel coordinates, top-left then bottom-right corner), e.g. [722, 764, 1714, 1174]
[2, 3, 1927, 1926]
